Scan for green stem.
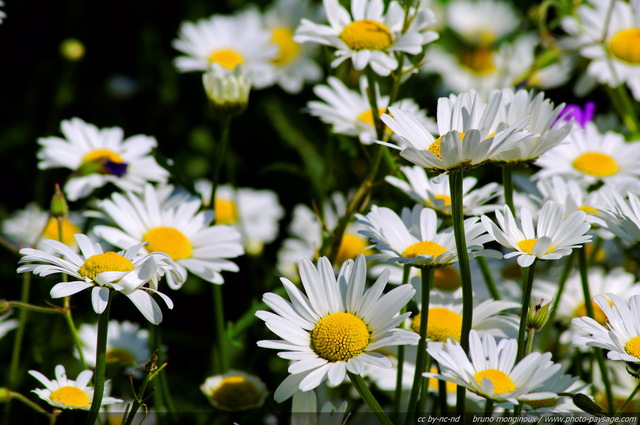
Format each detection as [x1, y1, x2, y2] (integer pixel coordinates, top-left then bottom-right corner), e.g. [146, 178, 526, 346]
[209, 114, 232, 208]
[122, 362, 168, 425]
[516, 261, 537, 362]
[393, 265, 412, 424]
[213, 284, 229, 373]
[436, 362, 448, 415]
[525, 328, 536, 356]
[501, 164, 515, 216]
[476, 257, 501, 300]
[148, 326, 176, 417]
[615, 380, 640, 416]
[7, 273, 31, 389]
[484, 399, 494, 416]
[84, 290, 112, 425]
[365, 67, 385, 141]
[348, 372, 393, 425]
[6, 301, 60, 314]
[63, 294, 87, 370]
[405, 268, 433, 424]
[541, 251, 574, 347]
[10, 391, 56, 420]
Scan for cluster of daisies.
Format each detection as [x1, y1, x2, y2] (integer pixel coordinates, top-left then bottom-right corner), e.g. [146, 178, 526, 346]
[3, 0, 640, 421]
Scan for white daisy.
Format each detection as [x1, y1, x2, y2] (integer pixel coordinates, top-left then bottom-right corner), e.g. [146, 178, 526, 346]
[424, 330, 566, 405]
[263, 0, 324, 93]
[91, 184, 244, 288]
[561, 0, 640, 100]
[572, 293, 640, 363]
[481, 200, 592, 267]
[385, 165, 501, 216]
[445, 0, 520, 46]
[37, 118, 169, 202]
[598, 189, 640, 245]
[17, 234, 183, 324]
[29, 364, 122, 410]
[256, 254, 419, 402]
[194, 179, 285, 255]
[294, 0, 438, 76]
[356, 204, 497, 268]
[201, 370, 269, 411]
[307, 76, 437, 145]
[534, 122, 640, 187]
[522, 369, 589, 413]
[172, 8, 277, 89]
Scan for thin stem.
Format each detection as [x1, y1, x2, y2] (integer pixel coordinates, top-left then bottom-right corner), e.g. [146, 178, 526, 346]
[348, 372, 393, 425]
[436, 362, 448, 415]
[7, 273, 31, 389]
[213, 283, 229, 373]
[393, 265, 412, 424]
[525, 328, 536, 356]
[476, 257, 501, 300]
[9, 391, 57, 420]
[516, 261, 537, 362]
[6, 301, 60, 314]
[148, 326, 176, 418]
[63, 293, 87, 370]
[209, 114, 232, 207]
[484, 399, 494, 416]
[615, 380, 640, 416]
[501, 164, 515, 216]
[365, 67, 385, 141]
[84, 290, 113, 425]
[122, 362, 168, 425]
[541, 251, 575, 347]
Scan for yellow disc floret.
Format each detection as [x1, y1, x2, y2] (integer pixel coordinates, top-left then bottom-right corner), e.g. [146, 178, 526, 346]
[78, 252, 134, 280]
[624, 336, 640, 359]
[143, 227, 192, 261]
[357, 108, 387, 126]
[214, 198, 238, 225]
[82, 149, 124, 165]
[429, 132, 466, 160]
[573, 301, 608, 326]
[310, 312, 370, 362]
[516, 238, 554, 255]
[50, 386, 91, 408]
[43, 217, 81, 246]
[459, 46, 496, 74]
[572, 152, 619, 177]
[336, 233, 370, 264]
[434, 266, 461, 291]
[339, 20, 392, 51]
[411, 308, 463, 342]
[578, 205, 600, 215]
[474, 369, 516, 395]
[402, 241, 448, 259]
[209, 49, 245, 70]
[210, 376, 263, 411]
[609, 28, 640, 64]
[271, 28, 300, 66]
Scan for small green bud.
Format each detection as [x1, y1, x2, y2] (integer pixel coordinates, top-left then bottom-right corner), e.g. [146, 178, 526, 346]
[0, 388, 12, 403]
[203, 64, 251, 117]
[50, 184, 68, 219]
[527, 298, 552, 332]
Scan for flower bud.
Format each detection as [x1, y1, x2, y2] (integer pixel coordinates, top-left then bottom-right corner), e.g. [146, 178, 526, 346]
[527, 298, 552, 332]
[50, 184, 69, 219]
[203, 64, 251, 117]
[0, 388, 11, 403]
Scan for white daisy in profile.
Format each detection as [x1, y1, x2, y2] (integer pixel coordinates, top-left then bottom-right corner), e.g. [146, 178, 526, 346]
[201, 370, 269, 411]
[481, 200, 592, 267]
[597, 189, 640, 245]
[385, 165, 501, 216]
[534, 122, 640, 188]
[172, 8, 277, 89]
[76, 320, 150, 371]
[307, 76, 437, 145]
[572, 293, 640, 363]
[424, 331, 566, 405]
[294, 0, 438, 76]
[256, 255, 419, 402]
[17, 234, 183, 324]
[194, 179, 285, 255]
[522, 368, 589, 413]
[91, 184, 244, 288]
[445, 0, 520, 46]
[263, 0, 324, 93]
[37, 118, 169, 202]
[561, 0, 640, 100]
[29, 364, 122, 410]
[356, 204, 497, 268]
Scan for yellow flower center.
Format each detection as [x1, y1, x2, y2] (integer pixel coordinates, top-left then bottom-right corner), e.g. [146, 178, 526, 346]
[214, 198, 238, 225]
[105, 347, 135, 364]
[310, 312, 370, 362]
[428, 194, 452, 208]
[82, 149, 124, 165]
[411, 308, 463, 342]
[429, 132, 466, 160]
[357, 108, 387, 126]
[210, 376, 262, 411]
[434, 266, 461, 291]
[427, 366, 458, 393]
[78, 252, 134, 280]
[624, 336, 640, 359]
[50, 386, 91, 408]
[209, 49, 245, 70]
[526, 398, 558, 409]
[271, 28, 300, 66]
[336, 233, 369, 264]
[474, 369, 516, 395]
[609, 28, 640, 64]
[516, 238, 554, 255]
[578, 205, 600, 215]
[43, 217, 81, 246]
[143, 227, 192, 261]
[402, 241, 448, 259]
[573, 301, 608, 326]
[459, 47, 496, 74]
[572, 152, 619, 177]
[339, 20, 392, 51]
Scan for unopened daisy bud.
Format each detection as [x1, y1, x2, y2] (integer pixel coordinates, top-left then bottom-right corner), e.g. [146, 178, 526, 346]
[200, 370, 268, 411]
[59, 38, 85, 61]
[0, 388, 11, 403]
[527, 298, 552, 332]
[203, 64, 251, 117]
[50, 184, 68, 219]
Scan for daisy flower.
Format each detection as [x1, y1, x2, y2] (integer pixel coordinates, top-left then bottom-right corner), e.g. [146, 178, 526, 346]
[385, 165, 501, 216]
[263, 0, 324, 94]
[29, 364, 122, 410]
[522, 369, 589, 413]
[561, 0, 640, 100]
[294, 0, 438, 76]
[424, 331, 566, 405]
[307, 76, 437, 145]
[172, 8, 277, 89]
[445, 0, 519, 46]
[194, 179, 285, 255]
[481, 200, 592, 267]
[598, 189, 640, 245]
[76, 320, 150, 371]
[356, 204, 497, 268]
[572, 293, 640, 363]
[37, 118, 169, 202]
[201, 370, 269, 411]
[534, 122, 640, 188]
[91, 184, 244, 288]
[256, 255, 419, 402]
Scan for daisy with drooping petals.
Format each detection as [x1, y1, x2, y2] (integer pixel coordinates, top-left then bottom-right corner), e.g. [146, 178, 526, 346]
[572, 293, 640, 363]
[91, 184, 244, 288]
[172, 8, 277, 89]
[481, 200, 592, 267]
[201, 370, 269, 411]
[256, 255, 419, 402]
[29, 364, 122, 410]
[17, 234, 183, 324]
[37, 118, 169, 202]
[294, 0, 438, 76]
[598, 188, 640, 245]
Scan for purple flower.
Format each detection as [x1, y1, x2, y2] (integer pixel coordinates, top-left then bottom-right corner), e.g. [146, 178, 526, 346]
[557, 101, 595, 127]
